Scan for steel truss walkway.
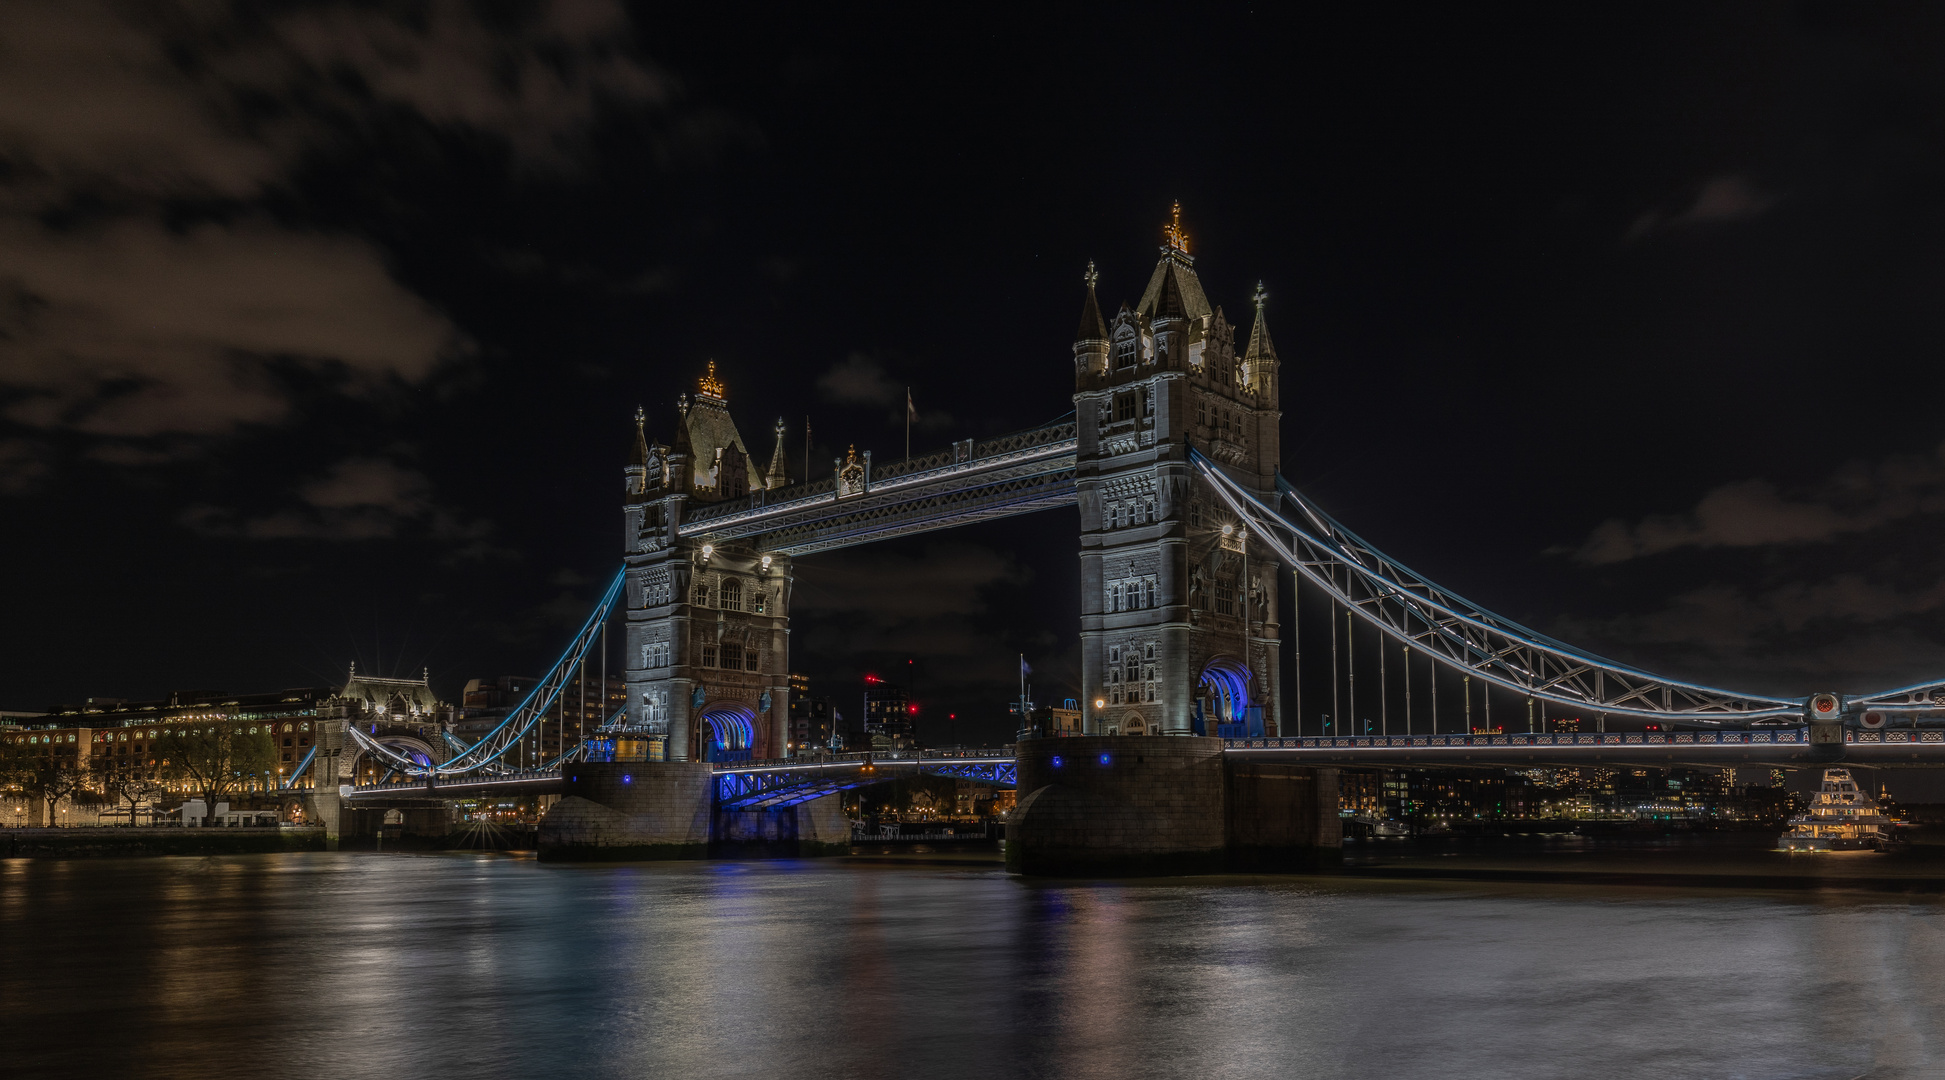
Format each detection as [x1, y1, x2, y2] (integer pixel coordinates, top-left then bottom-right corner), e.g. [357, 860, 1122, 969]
[681, 419, 1077, 555]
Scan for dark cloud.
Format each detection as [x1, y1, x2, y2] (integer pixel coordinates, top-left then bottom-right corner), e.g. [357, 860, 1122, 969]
[1627, 174, 1782, 241]
[0, 0, 665, 467]
[179, 456, 493, 547]
[816, 353, 899, 407]
[0, 437, 47, 494]
[815, 353, 953, 430]
[1565, 442, 1945, 563]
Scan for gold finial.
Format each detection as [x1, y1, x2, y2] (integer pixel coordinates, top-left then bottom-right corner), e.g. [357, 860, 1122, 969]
[698, 360, 725, 400]
[775, 416, 786, 435]
[1163, 201, 1189, 254]
[634, 404, 645, 427]
[1253, 281, 1267, 310]
[1084, 260, 1098, 290]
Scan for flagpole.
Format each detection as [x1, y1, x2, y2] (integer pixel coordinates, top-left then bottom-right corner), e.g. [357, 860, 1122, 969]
[804, 415, 810, 481]
[904, 387, 911, 463]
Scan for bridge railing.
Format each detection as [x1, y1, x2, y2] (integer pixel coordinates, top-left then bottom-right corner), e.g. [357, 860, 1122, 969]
[714, 747, 1015, 773]
[1222, 729, 1828, 750]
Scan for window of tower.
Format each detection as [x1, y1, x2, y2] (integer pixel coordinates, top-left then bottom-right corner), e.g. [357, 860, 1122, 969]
[722, 578, 743, 611]
[701, 643, 718, 668]
[752, 588, 767, 614]
[1114, 503, 1128, 528]
[1113, 390, 1139, 422]
[744, 648, 760, 672]
[1114, 337, 1137, 370]
[1125, 653, 1140, 684]
[692, 579, 711, 607]
[1132, 501, 1146, 525]
[722, 641, 743, 669]
[1215, 577, 1236, 616]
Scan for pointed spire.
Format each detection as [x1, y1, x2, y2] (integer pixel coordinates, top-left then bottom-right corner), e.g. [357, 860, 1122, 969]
[1243, 281, 1277, 362]
[629, 405, 649, 466]
[765, 416, 789, 490]
[698, 360, 725, 401]
[1163, 201, 1189, 255]
[1137, 203, 1210, 320]
[1076, 260, 1107, 342]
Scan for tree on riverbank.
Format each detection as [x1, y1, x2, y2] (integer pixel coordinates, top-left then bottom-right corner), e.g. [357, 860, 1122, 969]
[0, 737, 89, 825]
[157, 725, 278, 825]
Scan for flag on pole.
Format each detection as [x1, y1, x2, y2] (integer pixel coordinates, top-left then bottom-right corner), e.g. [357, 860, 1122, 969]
[906, 388, 917, 424]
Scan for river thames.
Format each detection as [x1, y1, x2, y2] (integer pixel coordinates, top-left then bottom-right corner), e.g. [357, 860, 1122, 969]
[3, 852, 1942, 1080]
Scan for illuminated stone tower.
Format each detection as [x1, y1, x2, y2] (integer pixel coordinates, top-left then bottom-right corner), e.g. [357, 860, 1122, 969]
[622, 363, 793, 762]
[1074, 206, 1284, 736]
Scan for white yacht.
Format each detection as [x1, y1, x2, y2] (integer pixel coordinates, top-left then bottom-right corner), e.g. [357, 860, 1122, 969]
[1780, 768, 1898, 852]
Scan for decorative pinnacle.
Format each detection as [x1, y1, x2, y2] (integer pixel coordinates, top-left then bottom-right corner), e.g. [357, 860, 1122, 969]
[1084, 260, 1098, 290]
[1163, 201, 1189, 254]
[1253, 281, 1267, 310]
[775, 416, 786, 435]
[634, 404, 645, 427]
[698, 360, 725, 399]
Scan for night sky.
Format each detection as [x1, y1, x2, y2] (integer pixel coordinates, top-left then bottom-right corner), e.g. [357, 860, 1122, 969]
[5, 3, 1945, 750]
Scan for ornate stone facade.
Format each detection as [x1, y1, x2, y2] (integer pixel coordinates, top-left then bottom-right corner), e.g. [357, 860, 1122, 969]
[1074, 206, 1284, 736]
[622, 367, 793, 762]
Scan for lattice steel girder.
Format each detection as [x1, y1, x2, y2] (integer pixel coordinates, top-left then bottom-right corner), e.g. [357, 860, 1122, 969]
[682, 428, 1078, 556]
[754, 468, 1078, 556]
[684, 422, 1077, 540]
[1192, 453, 1810, 721]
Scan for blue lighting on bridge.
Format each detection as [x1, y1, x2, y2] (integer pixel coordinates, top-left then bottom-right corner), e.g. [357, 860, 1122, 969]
[1051, 755, 1064, 769]
[622, 774, 632, 784]
[1098, 753, 1111, 766]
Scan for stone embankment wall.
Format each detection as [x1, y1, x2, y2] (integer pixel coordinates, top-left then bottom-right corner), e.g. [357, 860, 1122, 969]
[1007, 736, 1340, 876]
[1, 827, 326, 859]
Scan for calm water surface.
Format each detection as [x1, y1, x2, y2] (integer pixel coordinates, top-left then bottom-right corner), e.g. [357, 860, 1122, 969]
[3, 852, 1943, 1080]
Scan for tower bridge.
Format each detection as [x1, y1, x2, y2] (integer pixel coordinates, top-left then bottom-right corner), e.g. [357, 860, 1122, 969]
[318, 207, 1945, 873]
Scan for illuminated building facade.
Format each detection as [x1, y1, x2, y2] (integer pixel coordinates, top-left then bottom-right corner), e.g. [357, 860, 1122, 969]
[622, 364, 794, 762]
[1074, 206, 1284, 737]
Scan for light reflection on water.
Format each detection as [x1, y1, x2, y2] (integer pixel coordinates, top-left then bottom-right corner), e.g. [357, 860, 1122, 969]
[1, 853, 1942, 1080]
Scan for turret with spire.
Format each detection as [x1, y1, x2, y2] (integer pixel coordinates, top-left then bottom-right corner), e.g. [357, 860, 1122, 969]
[1073, 260, 1110, 378]
[625, 405, 650, 494]
[1240, 281, 1278, 399]
[764, 417, 789, 490]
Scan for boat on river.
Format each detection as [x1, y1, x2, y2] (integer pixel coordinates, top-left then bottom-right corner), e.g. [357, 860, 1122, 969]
[1780, 768, 1898, 852]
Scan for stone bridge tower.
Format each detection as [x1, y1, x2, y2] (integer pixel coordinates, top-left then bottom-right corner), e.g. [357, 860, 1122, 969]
[1074, 206, 1284, 737]
[622, 364, 793, 762]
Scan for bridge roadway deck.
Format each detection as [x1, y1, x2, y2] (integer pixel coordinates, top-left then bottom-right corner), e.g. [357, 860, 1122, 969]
[338, 729, 1945, 801]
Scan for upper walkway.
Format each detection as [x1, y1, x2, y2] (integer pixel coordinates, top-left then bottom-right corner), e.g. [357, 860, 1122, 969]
[680, 420, 1077, 555]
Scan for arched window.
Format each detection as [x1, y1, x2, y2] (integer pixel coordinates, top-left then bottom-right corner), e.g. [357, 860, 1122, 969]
[722, 578, 744, 612]
[1114, 336, 1137, 370]
[1114, 504, 1128, 528]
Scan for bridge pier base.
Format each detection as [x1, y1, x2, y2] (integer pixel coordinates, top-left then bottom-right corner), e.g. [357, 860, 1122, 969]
[302, 788, 343, 851]
[1006, 737, 1340, 877]
[539, 762, 850, 860]
[539, 762, 713, 861]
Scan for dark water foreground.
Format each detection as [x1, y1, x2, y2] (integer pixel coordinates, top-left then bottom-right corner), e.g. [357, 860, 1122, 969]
[3, 852, 1944, 1080]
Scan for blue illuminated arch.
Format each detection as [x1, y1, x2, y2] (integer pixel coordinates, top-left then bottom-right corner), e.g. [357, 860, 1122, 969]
[1197, 657, 1252, 726]
[697, 703, 757, 762]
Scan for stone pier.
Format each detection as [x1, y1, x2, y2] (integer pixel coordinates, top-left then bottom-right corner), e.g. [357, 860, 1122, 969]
[537, 761, 847, 861]
[1006, 736, 1339, 876]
